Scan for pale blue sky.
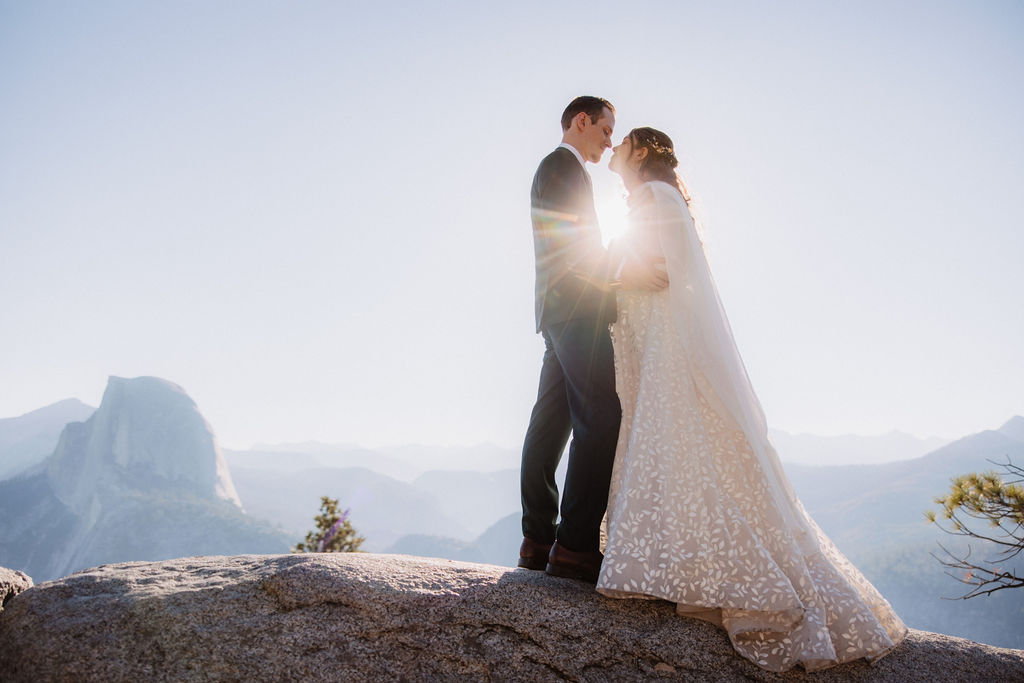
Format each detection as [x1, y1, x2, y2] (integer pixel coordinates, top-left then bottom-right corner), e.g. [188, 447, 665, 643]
[2, 1, 1021, 449]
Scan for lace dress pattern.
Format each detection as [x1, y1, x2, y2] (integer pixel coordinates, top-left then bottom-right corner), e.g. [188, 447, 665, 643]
[596, 186, 907, 672]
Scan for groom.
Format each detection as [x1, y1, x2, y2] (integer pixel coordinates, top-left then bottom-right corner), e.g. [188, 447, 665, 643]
[519, 96, 666, 582]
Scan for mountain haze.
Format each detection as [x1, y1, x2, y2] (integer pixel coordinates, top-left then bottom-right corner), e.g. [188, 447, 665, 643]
[225, 445, 413, 482]
[998, 415, 1024, 442]
[229, 465, 474, 550]
[785, 427, 1024, 549]
[768, 429, 951, 466]
[230, 441, 520, 482]
[0, 399, 95, 479]
[0, 377, 291, 582]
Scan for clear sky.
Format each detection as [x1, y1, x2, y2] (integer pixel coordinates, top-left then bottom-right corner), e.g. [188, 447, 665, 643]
[2, 1, 1021, 449]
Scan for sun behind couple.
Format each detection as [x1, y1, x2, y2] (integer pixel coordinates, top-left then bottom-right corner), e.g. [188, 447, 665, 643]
[518, 95, 907, 673]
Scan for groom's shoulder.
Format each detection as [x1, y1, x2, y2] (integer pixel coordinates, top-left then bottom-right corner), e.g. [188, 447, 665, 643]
[539, 146, 575, 168]
[535, 147, 580, 180]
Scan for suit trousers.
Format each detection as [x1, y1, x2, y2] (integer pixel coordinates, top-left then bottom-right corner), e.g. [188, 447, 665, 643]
[520, 316, 621, 553]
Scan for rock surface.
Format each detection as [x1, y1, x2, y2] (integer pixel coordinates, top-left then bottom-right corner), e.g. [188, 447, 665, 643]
[1, 554, 1022, 682]
[0, 565, 32, 612]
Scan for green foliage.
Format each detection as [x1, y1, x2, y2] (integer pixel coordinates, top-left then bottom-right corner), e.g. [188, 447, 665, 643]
[293, 496, 365, 553]
[927, 458, 1024, 598]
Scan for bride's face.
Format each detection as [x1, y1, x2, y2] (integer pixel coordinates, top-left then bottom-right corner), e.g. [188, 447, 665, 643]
[608, 136, 631, 175]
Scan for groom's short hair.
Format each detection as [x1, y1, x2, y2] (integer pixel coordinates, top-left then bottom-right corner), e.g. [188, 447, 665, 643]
[561, 96, 614, 131]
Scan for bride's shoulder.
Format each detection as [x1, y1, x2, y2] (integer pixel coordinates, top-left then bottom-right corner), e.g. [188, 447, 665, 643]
[637, 181, 686, 211]
[646, 180, 682, 199]
[631, 180, 678, 197]
[628, 182, 685, 214]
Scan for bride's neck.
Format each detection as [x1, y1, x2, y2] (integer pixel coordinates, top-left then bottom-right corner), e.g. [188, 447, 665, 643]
[621, 170, 644, 194]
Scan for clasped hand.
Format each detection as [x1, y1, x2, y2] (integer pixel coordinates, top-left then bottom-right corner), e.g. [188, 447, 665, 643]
[618, 255, 669, 291]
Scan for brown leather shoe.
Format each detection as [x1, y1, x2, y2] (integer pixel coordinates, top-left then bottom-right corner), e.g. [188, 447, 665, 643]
[545, 540, 603, 583]
[518, 537, 552, 571]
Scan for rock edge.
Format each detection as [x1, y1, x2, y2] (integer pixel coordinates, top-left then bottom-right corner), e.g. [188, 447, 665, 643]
[0, 566, 33, 612]
[0, 553, 1021, 682]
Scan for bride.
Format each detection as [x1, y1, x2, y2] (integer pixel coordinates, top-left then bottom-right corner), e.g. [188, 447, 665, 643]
[597, 127, 907, 672]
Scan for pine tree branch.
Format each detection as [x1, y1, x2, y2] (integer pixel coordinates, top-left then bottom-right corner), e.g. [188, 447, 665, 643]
[932, 543, 1024, 599]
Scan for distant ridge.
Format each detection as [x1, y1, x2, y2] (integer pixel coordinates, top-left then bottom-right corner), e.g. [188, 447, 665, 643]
[229, 441, 520, 481]
[998, 415, 1024, 442]
[769, 429, 951, 466]
[0, 398, 94, 425]
[0, 398, 95, 479]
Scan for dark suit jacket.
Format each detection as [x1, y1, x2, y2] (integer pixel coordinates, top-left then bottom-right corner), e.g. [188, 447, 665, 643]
[531, 147, 616, 332]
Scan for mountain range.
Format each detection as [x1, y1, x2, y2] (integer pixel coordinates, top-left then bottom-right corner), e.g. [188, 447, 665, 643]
[3, 399, 956, 483]
[0, 377, 291, 582]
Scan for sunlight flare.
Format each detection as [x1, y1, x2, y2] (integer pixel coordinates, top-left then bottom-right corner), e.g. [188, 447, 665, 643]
[596, 196, 629, 245]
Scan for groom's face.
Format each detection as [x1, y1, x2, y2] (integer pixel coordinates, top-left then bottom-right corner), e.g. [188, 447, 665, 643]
[581, 107, 615, 163]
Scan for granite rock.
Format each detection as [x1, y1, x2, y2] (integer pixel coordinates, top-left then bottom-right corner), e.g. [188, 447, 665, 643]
[0, 553, 1021, 682]
[0, 565, 33, 612]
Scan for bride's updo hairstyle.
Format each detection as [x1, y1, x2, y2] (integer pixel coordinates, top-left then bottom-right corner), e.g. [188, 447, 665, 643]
[629, 127, 692, 204]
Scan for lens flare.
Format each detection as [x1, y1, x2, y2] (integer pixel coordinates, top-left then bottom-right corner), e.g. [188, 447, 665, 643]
[596, 197, 629, 245]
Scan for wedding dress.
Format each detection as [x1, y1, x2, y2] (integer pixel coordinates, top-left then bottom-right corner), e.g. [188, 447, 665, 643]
[596, 181, 907, 672]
